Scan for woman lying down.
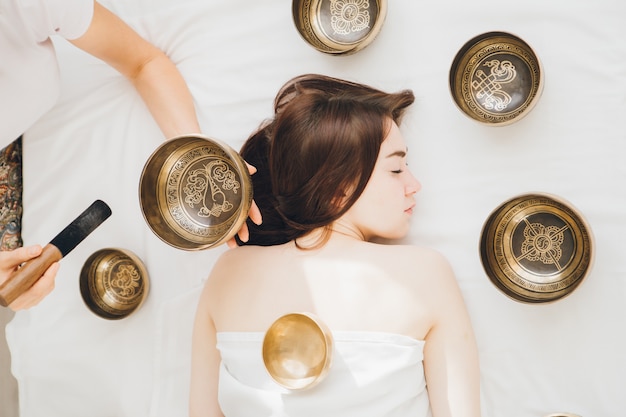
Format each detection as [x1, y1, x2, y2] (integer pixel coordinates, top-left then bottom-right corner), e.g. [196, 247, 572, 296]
[189, 74, 481, 417]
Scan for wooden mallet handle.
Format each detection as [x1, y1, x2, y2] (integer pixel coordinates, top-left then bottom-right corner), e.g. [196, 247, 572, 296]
[0, 200, 111, 308]
[0, 244, 62, 307]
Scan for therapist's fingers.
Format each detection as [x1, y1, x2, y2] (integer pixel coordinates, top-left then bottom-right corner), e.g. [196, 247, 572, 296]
[8, 262, 59, 311]
[0, 245, 43, 273]
[244, 162, 263, 226]
[245, 162, 257, 176]
[248, 200, 262, 225]
[244, 162, 262, 225]
[225, 161, 261, 249]
[227, 221, 250, 249]
[226, 237, 237, 249]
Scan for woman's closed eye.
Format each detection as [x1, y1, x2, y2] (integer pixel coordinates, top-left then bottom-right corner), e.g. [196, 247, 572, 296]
[391, 162, 408, 174]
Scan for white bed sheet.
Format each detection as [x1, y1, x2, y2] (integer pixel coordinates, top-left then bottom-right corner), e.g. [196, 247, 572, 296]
[6, 0, 626, 416]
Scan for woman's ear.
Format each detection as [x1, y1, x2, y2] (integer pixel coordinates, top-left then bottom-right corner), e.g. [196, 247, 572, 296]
[330, 193, 347, 209]
[331, 182, 356, 209]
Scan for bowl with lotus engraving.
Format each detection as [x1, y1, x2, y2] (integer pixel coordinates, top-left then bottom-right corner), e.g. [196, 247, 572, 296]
[80, 248, 149, 319]
[450, 31, 543, 125]
[139, 134, 253, 250]
[480, 193, 593, 303]
[263, 312, 333, 390]
[292, 0, 387, 55]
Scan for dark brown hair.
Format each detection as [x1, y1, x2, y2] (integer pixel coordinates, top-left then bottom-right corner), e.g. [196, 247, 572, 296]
[238, 74, 415, 247]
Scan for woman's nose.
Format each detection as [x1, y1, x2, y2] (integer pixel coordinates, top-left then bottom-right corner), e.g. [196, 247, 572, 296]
[405, 172, 421, 195]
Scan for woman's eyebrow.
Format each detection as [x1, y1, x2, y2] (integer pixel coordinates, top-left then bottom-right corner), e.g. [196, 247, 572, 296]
[386, 149, 407, 158]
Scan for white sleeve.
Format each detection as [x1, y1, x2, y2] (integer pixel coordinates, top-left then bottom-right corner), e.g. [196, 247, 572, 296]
[18, 0, 94, 41]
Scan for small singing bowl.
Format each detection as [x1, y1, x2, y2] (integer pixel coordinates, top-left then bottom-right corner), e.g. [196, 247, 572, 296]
[139, 134, 253, 250]
[544, 414, 582, 417]
[480, 193, 594, 303]
[79, 248, 149, 320]
[450, 31, 543, 125]
[262, 313, 333, 390]
[292, 0, 388, 55]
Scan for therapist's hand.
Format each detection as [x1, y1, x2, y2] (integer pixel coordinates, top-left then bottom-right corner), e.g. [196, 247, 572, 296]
[0, 245, 59, 311]
[227, 163, 262, 248]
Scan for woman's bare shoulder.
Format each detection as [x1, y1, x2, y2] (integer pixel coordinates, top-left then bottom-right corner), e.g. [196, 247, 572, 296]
[207, 244, 290, 285]
[373, 243, 459, 291]
[200, 246, 274, 306]
[373, 243, 452, 268]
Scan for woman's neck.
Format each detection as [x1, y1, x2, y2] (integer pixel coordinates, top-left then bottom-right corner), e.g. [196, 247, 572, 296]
[295, 221, 366, 249]
[331, 219, 367, 241]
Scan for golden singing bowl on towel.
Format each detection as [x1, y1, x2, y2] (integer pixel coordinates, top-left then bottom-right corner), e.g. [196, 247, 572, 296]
[480, 193, 594, 303]
[450, 31, 543, 125]
[544, 413, 582, 417]
[292, 0, 388, 55]
[139, 134, 253, 250]
[263, 313, 333, 390]
[80, 248, 149, 320]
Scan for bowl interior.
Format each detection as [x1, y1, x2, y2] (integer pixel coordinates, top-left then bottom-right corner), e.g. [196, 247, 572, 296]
[450, 31, 543, 125]
[262, 313, 333, 390]
[79, 248, 149, 320]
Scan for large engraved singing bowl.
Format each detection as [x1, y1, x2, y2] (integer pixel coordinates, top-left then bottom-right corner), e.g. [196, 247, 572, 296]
[480, 193, 594, 303]
[450, 31, 543, 125]
[292, 0, 388, 55]
[263, 313, 333, 390]
[139, 135, 253, 250]
[80, 248, 149, 320]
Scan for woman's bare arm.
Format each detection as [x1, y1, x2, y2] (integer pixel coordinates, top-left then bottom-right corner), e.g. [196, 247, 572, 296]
[69, 1, 200, 139]
[189, 277, 224, 417]
[422, 254, 481, 417]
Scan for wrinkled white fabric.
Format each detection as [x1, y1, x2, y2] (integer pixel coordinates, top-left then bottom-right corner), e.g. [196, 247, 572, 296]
[4, 0, 626, 416]
[217, 332, 432, 417]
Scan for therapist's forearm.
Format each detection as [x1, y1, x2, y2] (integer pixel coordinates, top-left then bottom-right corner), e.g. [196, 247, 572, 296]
[70, 1, 201, 139]
[131, 52, 201, 139]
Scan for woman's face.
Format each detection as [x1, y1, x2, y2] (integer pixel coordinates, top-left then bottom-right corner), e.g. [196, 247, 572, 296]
[341, 121, 421, 241]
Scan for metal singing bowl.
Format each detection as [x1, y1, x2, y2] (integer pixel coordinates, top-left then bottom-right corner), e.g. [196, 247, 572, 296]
[79, 248, 149, 320]
[262, 313, 333, 390]
[480, 193, 594, 303]
[450, 31, 543, 125]
[139, 135, 253, 250]
[292, 0, 388, 55]
[544, 414, 582, 417]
